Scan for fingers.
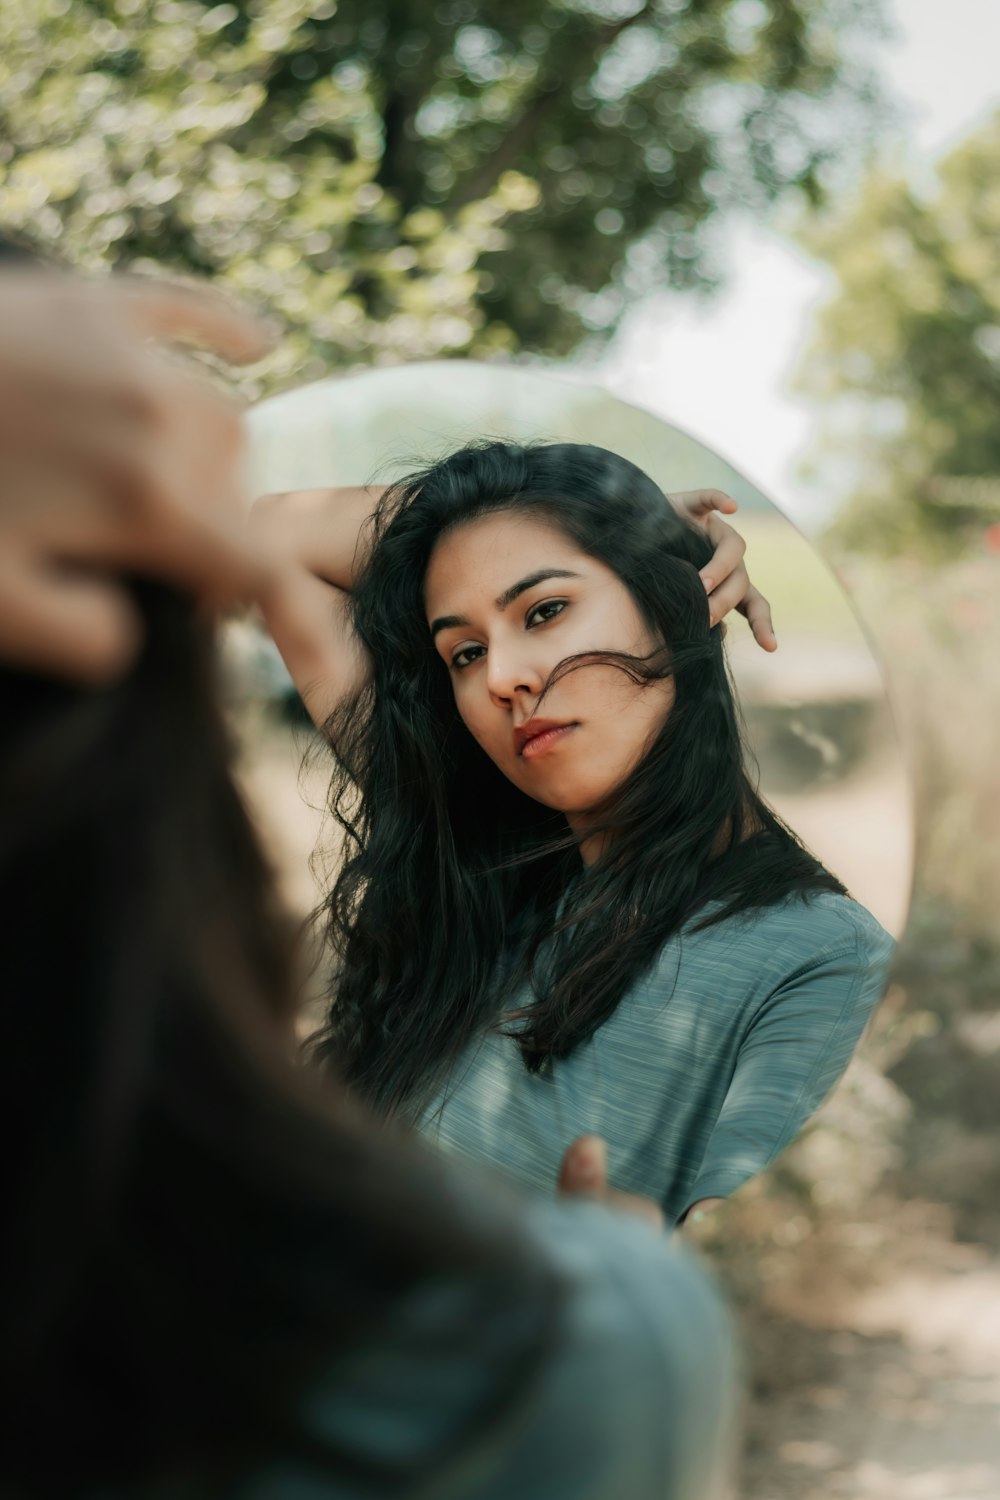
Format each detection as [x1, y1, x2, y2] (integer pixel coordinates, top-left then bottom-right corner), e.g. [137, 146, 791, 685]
[704, 567, 750, 628]
[113, 380, 268, 603]
[557, 1134, 664, 1228]
[28, 380, 268, 608]
[0, 553, 142, 686]
[695, 512, 778, 651]
[109, 492, 271, 608]
[118, 279, 277, 365]
[737, 585, 777, 652]
[698, 512, 746, 597]
[668, 488, 739, 521]
[606, 1191, 664, 1231]
[558, 1134, 607, 1194]
[0, 269, 277, 684]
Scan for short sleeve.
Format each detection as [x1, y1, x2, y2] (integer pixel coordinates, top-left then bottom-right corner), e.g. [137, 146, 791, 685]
[677, 922, 893, 1221]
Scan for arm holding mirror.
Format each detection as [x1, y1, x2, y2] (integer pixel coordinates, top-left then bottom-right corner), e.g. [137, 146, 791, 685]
[420, 894, 895, 1227]
[249, 482, 776, 729]
[673, 921, 895, 1225]
[543, 930, 890, 1235]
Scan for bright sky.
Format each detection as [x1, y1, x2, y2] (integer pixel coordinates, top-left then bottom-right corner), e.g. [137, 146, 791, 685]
[594, 0, 1000, 531]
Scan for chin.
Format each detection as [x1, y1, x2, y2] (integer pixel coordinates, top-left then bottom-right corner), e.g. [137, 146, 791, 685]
[510, 779, 574, 813]
[505, 765, 616, 815]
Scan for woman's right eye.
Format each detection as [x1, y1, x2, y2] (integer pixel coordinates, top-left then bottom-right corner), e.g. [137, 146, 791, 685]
[451, 645, 486, 670]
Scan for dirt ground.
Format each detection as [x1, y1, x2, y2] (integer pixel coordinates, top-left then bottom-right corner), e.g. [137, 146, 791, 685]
[706, 1194, 1000, 1500]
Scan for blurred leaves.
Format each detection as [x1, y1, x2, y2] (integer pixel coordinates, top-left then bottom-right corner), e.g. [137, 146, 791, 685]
[1, 0, 885, 386]
[799, 109, 1000, 557]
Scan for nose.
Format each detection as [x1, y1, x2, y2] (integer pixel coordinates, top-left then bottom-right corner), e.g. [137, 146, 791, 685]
[485, 637, 546, 708]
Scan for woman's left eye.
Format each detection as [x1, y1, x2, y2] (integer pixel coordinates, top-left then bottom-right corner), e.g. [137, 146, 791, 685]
[526, 599, 567, 628]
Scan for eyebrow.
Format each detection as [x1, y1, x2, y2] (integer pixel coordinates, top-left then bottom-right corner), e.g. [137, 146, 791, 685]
[429, 568, 582, 640]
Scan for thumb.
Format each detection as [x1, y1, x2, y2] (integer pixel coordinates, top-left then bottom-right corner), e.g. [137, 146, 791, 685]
[558, 1134, 608, 1195]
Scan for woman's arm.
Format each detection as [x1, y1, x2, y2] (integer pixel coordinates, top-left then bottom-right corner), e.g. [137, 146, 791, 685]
[250, 485, 384, 593]
[676, 920, 894, 1222]
[249, 487, 382, 726]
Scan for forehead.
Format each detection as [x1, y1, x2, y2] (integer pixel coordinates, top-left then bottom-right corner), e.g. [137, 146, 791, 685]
[424, 510, 586, 610]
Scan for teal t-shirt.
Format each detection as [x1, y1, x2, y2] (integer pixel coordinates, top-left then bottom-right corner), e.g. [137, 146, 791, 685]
[418, 891, 894, 1223]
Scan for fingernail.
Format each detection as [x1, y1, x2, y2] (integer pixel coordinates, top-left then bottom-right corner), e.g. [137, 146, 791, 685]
[573, 1147, 600, 1184]
[702, 576, 714, 592]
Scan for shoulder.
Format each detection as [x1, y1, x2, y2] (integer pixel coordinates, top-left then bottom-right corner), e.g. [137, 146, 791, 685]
[686, 890, 894, 975]
[751, 890, 893, 963]
[269, 1197, 734, 1500]
[633, 891, 894, 1024]
[522, 1197, 733, 1373]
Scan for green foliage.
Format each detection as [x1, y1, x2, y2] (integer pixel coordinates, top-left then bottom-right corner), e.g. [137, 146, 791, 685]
[0, 0, 884, 386]
[799, 110, 1000, 557]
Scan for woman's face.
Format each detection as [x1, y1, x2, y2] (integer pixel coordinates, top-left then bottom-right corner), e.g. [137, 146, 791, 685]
[424, 510, 674, 837]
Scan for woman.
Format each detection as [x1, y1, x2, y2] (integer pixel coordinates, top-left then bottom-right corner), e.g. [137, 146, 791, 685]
[258, 441, 893, 1224]
[0, 268, 736, 1499]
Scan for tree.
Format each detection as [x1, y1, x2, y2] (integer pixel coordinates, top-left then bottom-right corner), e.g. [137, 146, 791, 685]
[0, 0, 885, 387]
[798, 109, 1000, 557]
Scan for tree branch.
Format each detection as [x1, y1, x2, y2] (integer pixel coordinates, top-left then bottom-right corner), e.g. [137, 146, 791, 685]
[449, 0, 655, 211]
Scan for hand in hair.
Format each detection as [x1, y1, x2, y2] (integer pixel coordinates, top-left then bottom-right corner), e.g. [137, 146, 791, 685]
[0, 271, 275, 684]
[668, 489, 777, 652]
[557, 1135, 664, 1230]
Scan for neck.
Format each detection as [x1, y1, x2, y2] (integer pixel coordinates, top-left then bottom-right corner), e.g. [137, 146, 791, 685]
[565, 812, 607, 867]
[569, 806, 755, 870]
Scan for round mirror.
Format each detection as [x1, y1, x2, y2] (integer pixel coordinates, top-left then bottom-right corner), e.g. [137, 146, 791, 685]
[243, 361, 912, 941]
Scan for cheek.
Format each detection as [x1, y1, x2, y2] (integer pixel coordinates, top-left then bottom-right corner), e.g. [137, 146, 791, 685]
[576, 665, 660, 719]
[592, 678, 674, 763]
[453, 686, 502, 756]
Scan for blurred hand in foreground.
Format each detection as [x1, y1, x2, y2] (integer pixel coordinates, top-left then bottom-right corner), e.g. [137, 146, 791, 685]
[557, 1135, 664, 1230]
[0, 272, 275, 685]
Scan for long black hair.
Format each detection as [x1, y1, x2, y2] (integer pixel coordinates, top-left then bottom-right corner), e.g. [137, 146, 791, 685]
[0, 582, 558, 1496]
[310, 440, 845, 1118]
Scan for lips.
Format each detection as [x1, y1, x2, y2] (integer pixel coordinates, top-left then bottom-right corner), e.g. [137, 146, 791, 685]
[514, 719, 578, 757]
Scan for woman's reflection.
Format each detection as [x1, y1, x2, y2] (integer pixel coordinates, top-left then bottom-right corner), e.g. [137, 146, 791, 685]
[255, 440, 894, 1224]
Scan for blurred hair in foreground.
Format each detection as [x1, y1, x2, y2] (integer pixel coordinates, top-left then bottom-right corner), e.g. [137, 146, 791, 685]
[0, 582, 557, 1493]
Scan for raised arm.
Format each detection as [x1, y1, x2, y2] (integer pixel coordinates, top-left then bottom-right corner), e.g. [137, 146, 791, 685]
[249, 486, 384, 728]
